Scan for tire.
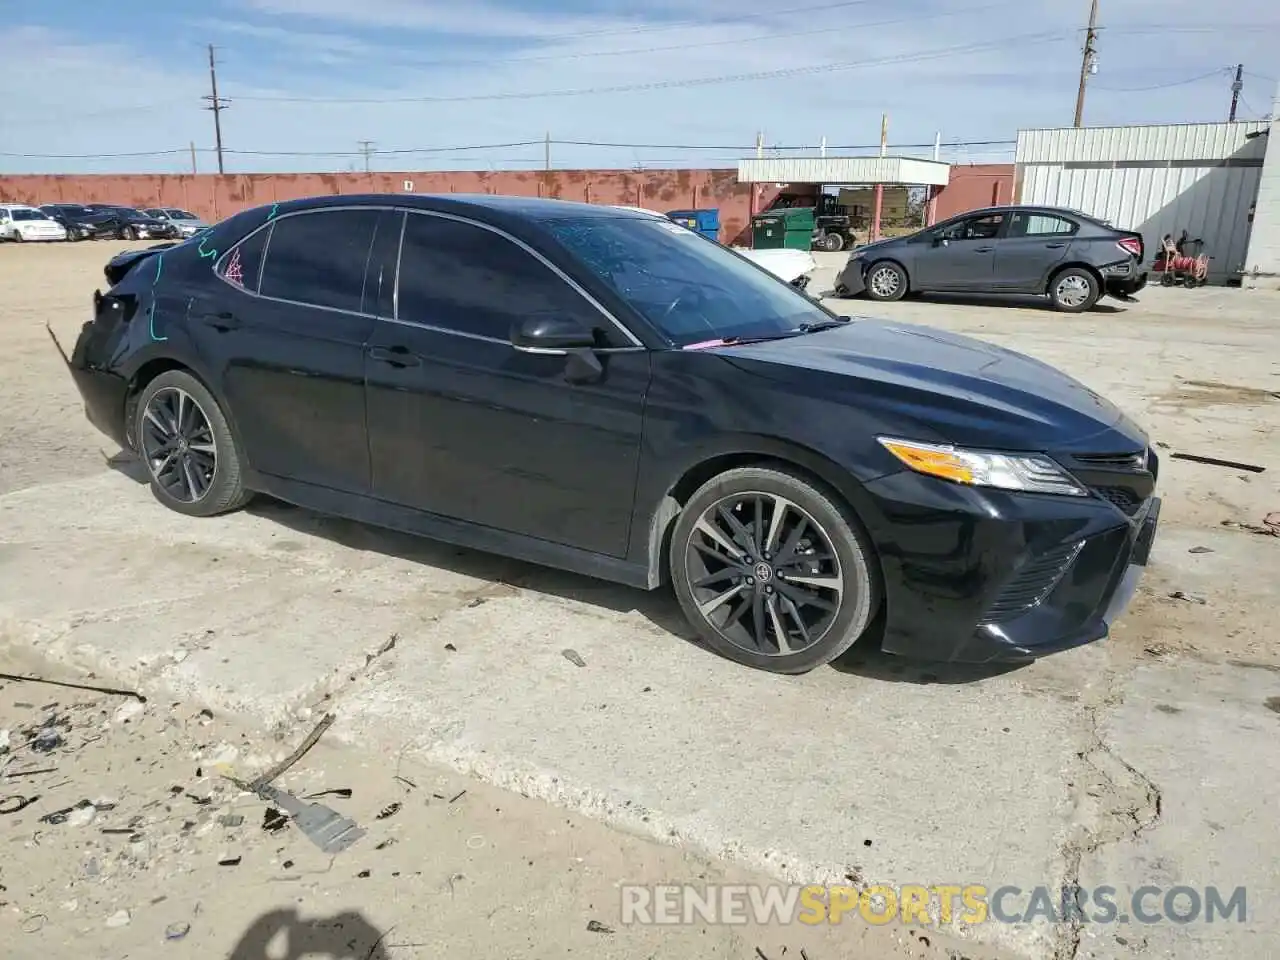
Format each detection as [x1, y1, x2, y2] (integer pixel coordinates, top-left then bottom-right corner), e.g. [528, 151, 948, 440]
[134, 369, 251, 518]
[864, 260, 908, 302]
[669, 466, 881, 675]
[127, 225, 139, 241]
[1048, 267, 1100, 312]
[818, 232, 845, 253]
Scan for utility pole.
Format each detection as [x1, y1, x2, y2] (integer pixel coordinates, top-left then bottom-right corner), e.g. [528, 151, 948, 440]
[358, 140, 375, 173]
[871, 113, 888, 243]
[1073, 0, 1099, 128]
[1229, 64, 1244, 121]
[544, 132, 551, 171]
[203, 44, 229, 174]
[189, 141, 198, 175]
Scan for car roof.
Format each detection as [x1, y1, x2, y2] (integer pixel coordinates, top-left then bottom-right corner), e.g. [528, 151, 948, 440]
[950, 204, 1109, 223]
[261, 192, 656, 224]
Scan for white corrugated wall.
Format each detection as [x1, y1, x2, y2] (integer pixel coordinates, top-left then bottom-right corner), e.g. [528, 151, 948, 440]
[1242, 85, 1280, 284]
[1015, 122, 1269, 283]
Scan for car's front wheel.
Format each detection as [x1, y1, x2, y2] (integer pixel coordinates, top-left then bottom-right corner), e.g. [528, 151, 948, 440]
[864, 261, 908, 301]
[669, 466, 880, 674]
[1049, 267, 1100, 312]
[135, 370, 250, 518]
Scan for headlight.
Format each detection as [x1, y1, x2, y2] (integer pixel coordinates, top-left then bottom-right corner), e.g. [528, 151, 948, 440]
[878, 437, 1088, 496]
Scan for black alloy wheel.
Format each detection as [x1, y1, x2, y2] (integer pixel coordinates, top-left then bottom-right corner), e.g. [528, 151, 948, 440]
[135, 370, 250, 517]
[140, 386, 218, 504]
[670, 466, 879, 674]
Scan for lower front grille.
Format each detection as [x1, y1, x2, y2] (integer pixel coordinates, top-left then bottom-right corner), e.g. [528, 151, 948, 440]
[1094, 485, 1143, 517]
[981, 540, 1084, 624]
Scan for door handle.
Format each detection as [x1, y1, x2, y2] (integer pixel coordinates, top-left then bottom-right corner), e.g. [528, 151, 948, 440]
[197, 311, 241, 331]
[973, 246, 994, 253]
[1045, 242, 1067, 249]
[368, 346, 421, 367]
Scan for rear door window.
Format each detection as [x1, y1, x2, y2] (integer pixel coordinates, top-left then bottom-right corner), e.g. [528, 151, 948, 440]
[258, 209, 380, 313]
[1008, 213, 1078, 238]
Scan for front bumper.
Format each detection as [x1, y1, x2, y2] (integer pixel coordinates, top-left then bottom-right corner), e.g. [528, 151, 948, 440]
[859, 469, 1161, 664]
[834, 258, 867, 297]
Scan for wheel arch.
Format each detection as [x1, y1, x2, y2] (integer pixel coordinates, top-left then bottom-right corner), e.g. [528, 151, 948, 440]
[864, 257, 912, 292]
[122, 356, 243, 460]
[1045, 260, 1102, 295]
[642, 438, 887, 594]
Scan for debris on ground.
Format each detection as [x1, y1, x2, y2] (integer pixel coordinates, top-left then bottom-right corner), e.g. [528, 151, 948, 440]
[1189, 545, 1214, 554]
[0, 672, 145, 702]
[587, 920, 614, 934]
[562, 649, 587, 668]
[1168, 591, 1207, 604]
[1221, 516, 1280, 537]
[376, 802, 401, 820]
[1171, 452, 1265, 473]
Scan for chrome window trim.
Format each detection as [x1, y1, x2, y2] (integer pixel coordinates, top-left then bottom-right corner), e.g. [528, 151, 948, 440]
[209, 203, 646, 349]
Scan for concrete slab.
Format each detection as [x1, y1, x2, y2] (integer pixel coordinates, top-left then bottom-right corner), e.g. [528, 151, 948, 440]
[1073, 659, 1280, 959]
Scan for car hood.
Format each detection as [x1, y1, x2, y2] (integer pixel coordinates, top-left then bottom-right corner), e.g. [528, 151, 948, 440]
[718, 319, 1147, 452]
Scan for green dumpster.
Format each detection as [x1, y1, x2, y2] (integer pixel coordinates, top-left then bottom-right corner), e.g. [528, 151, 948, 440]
[751, 207, 815, 251]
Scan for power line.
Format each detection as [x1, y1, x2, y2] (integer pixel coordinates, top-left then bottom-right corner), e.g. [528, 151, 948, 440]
[1091, 66, 1233, 92]
[0, 137, 1017, 161]
[230, 31, 1072, 104]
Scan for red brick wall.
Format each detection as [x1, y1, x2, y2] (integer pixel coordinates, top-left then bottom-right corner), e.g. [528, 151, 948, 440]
[932, 164, 1017, 220]
[0, 169, 784, 246]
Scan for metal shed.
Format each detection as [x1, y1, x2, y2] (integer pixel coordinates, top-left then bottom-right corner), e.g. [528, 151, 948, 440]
[1015, 121, 1270, 284]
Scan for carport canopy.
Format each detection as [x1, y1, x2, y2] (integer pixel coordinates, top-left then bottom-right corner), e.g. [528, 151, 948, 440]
[738, 156, 951, 242]
[736, 156, 950, 186]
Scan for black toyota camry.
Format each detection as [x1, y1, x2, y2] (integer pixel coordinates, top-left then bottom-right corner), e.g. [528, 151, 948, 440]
[55, 194, 1160, 673]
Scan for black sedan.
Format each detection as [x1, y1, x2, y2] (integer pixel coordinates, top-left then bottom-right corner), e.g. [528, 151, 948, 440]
[836, 205, 1148, 312]
[39, 203, 119, 241]
[84, 205, 180, 240]
[55, 194, 1160, 673]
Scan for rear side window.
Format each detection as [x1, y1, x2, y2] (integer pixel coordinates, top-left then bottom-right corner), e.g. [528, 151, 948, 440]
[217, 224, 270, 293]
[259, 209, 380, 313]
[1008, 213, 1078, 238]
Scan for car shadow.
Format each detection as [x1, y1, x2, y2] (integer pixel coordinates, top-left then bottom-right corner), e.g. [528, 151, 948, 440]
[819, 290, 1128, 313]
[227, 908, 390, 959]
[106, 453, 1026, 686]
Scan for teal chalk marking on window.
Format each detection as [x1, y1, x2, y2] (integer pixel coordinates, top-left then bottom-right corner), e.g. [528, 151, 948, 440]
[268, 203, 279, 220]
[196, 237, 218, 260]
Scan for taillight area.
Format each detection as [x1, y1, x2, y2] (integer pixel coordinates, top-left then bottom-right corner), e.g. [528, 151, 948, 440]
[1117, 236, 1143, 259]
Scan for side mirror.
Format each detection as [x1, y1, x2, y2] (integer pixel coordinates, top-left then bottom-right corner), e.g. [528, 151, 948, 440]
[933, 236, 948, 247]
[510, 315, 597, 354]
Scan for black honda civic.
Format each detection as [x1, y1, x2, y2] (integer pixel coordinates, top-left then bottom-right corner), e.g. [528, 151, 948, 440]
[54, 194, 1160, 673]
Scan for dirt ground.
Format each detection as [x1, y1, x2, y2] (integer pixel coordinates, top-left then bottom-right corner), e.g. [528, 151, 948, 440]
[1, 239, 1278, 960]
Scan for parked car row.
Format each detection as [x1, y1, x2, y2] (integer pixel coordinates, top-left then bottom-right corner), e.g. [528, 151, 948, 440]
[0, 202, 207, 242]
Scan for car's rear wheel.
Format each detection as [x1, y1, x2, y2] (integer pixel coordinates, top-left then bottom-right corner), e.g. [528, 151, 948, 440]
[818, 231, 845, 253]
[135, 370, 250, 518]
[669, 466, 880, 674]
[864, 261, 907, 302]
[1049, 267, 1100, 312]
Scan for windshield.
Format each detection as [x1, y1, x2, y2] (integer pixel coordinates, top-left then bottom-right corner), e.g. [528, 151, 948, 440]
[545, 216, 833, 347]
[12, 209, 50, 221]
[166, 209, 197, 219]
[47, 204, 92, 216]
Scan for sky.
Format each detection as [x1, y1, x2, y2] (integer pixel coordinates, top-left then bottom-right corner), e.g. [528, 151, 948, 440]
[1, 0, 1277, 174]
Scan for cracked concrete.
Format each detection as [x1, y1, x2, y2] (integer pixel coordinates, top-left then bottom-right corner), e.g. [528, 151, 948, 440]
[3, 242, 1280, 959]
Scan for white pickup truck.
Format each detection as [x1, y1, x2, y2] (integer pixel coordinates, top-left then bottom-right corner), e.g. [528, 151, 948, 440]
[613, 206, 817, 290]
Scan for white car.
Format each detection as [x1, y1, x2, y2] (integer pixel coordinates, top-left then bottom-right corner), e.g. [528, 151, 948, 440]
[611, 205, 816, 289]
[0, 204, 68, 242]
